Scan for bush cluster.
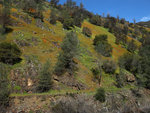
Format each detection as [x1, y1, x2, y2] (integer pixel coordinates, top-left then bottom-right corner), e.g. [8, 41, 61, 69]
[94, 88, 106, 102]
[0, 42, 22, 65]
[102, 59, 117, 74]
[93, 35, 112, 57]
[82, 27, 92, 37]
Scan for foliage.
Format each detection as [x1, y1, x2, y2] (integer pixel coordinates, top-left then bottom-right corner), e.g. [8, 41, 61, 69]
[127, 39, 137, 53]
[116, 69, 126, 88]
[65, 0, 76, 9]
[37, 60, 53, 92]
[50, 9, 57, 25]
[89, 14, 102, 26]
[95, 42, 112, 57]
[118, 53, 139, 74]
[82, 27, 92, 37]
[137, 38, 150, 89]
[94, 87, 106, 102]
[0, 0, 11, 34]
[18, 0, 45, 20]
[91, 67, 100, 79]
[63, 17, 74, 30]
[93, 34, 107, 46]
[0, 63, 10, 107]
[93, 34, 112, 57]
[113, 25, 128, 45]
[0, 42, 22, 65]
[102, 59, 117, 74]
[55, 32, 79, 76]
[50, 0, 59, 7]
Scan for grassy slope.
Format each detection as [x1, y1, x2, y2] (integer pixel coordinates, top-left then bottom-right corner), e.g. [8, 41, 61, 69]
[3, 7, 141, 96]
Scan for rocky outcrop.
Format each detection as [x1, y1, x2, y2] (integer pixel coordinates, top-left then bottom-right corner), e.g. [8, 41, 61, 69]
[12, 12, 32, 24]
[126, 73, 136, 82]
[10, 55, 41, 93]
[53, 74, 87, 90]
[5, 89, 150, 113]
[52, 89, 150, 113]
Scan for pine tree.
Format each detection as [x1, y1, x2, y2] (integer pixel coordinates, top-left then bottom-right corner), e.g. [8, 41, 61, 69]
[0, 0, 11, 34]
[127, 39, 137, 53]
[94, 87, 106, 102]
[138, 38, 150, 89]
[0, 63, 10, 107]
[50, 9, 57, 25]
[0, 42, 22, 65]
[37, 60, 53, 92]
[50, 0, 59, 7]
[55, 32, 79, 76]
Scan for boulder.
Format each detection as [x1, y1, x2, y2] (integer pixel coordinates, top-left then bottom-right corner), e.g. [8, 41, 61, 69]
[126, 73, 135, 82]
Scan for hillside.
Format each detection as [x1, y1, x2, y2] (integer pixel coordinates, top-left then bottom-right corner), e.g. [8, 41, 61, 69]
[6, 6, 138, 92]
[137, 21, 150, 28]
[0, 0, 150, 112]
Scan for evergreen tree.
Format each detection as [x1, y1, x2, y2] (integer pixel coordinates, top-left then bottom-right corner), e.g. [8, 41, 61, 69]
[0, 0, 11, 34]
[82, 27, 92, 37]
[63, 17, 74, 30]
[50, 0, 59, 7]
[127, 39, 137, 53]
[21, 0, 45, 20]
[65, 0, 76, 9]
[37, 60, 53, 92]
[0, 42, 22, 65]
[93, 34, 112, 57]
[116, 69, 126, 88]
[94, 88, 106, 102]
[91, 60, 102, 85]
[102, 59, 117, 74]
[55, 32, 79, 76]
[50, 9, 57, 25]
[118, 53, 140, 74]
[89, 14, 102, 26]
[0, 63, 10, 107]
[138, 38, 150, 89]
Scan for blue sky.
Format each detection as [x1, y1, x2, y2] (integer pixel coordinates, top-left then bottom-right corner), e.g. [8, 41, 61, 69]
[58, 0, 150, 22]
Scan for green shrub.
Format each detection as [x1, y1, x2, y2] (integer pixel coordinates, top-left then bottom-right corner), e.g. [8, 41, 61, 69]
[63, 18, 74, 30]
[127, 39, 137, 53]
[93, 34, 107, 46]
[94, 88, 106, 102]
[91, 68, 100, 79]
[82, 27, 92, 37]
[93, 35, 112, 57]
[0, 63, 10, 106]
[115, 69, 126, 88]
[118, 53, 139, 74]
[14, 85, 21, 91]
[102, 59, 117, 74]
[0, 42, 22, 65]
[0, 25, 6, 34]
[50, 9, 57, 25]
[55, 32, 79, 76]
[95, 42, 112, 57]
[37, 60, 53, 92]
[89, 14, 102, 26]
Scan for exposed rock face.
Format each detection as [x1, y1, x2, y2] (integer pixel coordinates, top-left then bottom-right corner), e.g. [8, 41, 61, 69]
[53, 74, 87, 90]
[35, 19, 55, 33]
[52, 90, 150, 113]
[14, 36, 40, 47]
[10, 55, 41, 93]
[126, 73, 136, 82]
[6, 89, 150, 113]
[12, 13, 32, 24]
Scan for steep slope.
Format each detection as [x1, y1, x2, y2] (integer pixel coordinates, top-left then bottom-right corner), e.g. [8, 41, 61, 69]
[137, 21, 150, 28]
[1, 6, 141, 95]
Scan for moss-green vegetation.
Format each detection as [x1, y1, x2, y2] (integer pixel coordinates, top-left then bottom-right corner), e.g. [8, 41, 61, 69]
[0, 0, 148, 100]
